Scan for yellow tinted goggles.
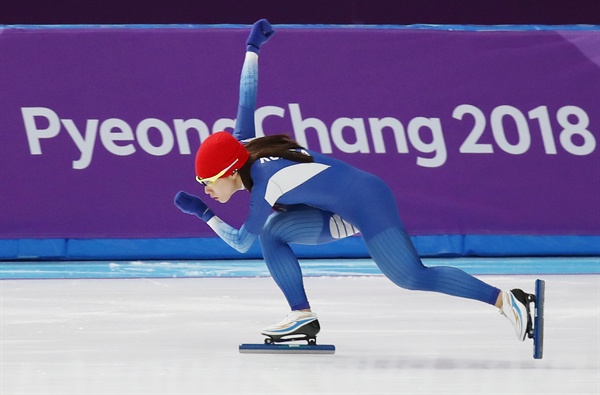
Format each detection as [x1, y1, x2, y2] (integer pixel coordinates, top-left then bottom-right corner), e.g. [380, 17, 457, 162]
[195, 159, 239, 186]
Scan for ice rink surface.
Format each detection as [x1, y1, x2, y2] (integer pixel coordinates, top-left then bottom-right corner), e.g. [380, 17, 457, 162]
[1, 270, 599, 394]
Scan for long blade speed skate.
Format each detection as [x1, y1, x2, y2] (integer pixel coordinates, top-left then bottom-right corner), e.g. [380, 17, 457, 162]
[239, 311, 335, 354]
[501, 280, 546, 359]
[239, 332, 336, 354]
[531, 279, 545, 359]
[239, 342, 335, 354]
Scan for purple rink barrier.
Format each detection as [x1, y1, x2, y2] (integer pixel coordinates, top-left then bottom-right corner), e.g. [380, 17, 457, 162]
[0, 24, 599, 260]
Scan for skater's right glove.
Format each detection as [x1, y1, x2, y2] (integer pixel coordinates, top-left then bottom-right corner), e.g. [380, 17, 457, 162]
[174, 191, 215, 222]
[246, 19, 275, 54]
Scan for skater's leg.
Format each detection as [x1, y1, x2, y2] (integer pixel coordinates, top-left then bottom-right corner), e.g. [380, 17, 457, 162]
[365, 227, 501, 305]
[366, 226, 538, 341]
[260, 205, 357, 311]
[260, 217, 310, 311]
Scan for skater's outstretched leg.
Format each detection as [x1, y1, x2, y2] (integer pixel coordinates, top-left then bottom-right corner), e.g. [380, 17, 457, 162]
[365, 226, 538, 341]
[365, 227, 501, 304]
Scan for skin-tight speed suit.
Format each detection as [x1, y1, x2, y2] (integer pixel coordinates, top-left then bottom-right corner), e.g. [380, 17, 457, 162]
[206, 51, 501, 311]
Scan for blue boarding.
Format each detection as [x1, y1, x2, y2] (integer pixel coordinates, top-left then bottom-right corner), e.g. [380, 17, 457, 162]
[239, 343, 335, 354]
[2, 235, 600, 261]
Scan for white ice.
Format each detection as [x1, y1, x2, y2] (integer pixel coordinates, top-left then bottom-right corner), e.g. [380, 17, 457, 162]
[1, 273, 598, 394]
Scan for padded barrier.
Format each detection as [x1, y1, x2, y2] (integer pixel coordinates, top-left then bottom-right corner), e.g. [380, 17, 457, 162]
[1, 235, 599, 261]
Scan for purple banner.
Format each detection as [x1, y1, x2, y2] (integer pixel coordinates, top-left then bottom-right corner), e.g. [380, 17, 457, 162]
[1, 26, 599, 239]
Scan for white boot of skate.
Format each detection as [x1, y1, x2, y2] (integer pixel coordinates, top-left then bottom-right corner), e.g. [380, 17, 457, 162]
[261, 310, 319, 337]
[500, 289, 531, 341]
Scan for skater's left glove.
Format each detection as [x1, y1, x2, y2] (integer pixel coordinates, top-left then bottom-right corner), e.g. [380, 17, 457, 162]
[174, 191, 215, 222]
[246, 19, 275, 54]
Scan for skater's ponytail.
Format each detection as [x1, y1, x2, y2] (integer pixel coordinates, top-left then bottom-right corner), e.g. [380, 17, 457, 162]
[238, 134, 314, 192]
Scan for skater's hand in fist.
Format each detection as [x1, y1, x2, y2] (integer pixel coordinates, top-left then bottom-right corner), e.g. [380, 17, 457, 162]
[174, 191, 214, 222]
[246, 19, 275, 53]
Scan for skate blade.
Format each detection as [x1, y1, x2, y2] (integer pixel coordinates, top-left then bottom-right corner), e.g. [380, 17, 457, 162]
[533, 279, 545, 359]
[239, 343, 335, 354]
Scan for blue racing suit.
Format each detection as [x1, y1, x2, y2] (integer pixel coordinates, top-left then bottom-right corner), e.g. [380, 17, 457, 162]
[204, 51, 501, 310]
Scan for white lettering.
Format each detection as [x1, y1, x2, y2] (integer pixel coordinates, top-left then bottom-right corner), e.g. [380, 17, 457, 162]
[255, 106, 285, 138]
[23, 103, 592, 171]
[21, 107, 60, 154]
[99, 118, 136, 157]
[173, 119, 210, 154]
[407, 117, 447, 168]
[289, 103, 333, 153]
[61, 119, 99, 170]
[331, 117, 369, 153]
[212, 118, 236, 132]
[557, 106, 596, 156]
[259, 156, 280, 164]
[490, 105, 530, 155]
[368, 117, 409, 154]
[136, 118, 174, 156]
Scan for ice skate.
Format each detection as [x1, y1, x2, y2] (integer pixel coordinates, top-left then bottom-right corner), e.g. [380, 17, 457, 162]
[261, 310, 321, 344]
[240, 310, 334, 354]
[500, 288, 534, 341]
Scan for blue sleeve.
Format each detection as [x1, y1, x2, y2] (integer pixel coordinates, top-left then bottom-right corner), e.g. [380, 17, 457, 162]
[202, 161, 276, 251]
[232, 52, 259, 141]
[204, 190, 273, 252]
[206, 216, 258, 253]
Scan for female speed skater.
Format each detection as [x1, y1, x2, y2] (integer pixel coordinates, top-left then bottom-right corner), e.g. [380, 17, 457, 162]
[174, 19, 536, 345]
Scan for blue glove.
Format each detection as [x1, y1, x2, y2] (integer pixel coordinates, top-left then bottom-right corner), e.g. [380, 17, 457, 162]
[174, 191, 215, 222]
[246, 19, 275, 54]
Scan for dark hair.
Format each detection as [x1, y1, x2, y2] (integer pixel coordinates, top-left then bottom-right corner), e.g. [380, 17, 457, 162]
[238, 134, 313, 192]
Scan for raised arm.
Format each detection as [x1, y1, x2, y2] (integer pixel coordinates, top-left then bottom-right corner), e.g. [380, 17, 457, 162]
[232, 19, 275, 142]
[232, 52, 259, 141]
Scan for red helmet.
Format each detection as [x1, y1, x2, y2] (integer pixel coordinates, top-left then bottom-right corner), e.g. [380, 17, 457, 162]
[195, 132, 250, 182]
